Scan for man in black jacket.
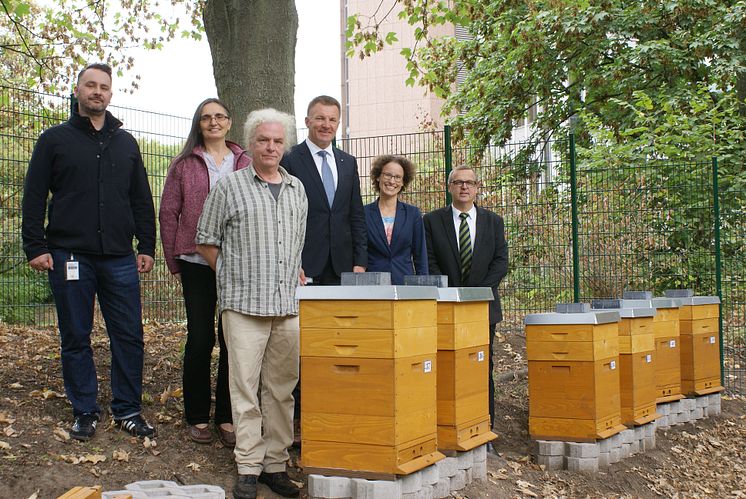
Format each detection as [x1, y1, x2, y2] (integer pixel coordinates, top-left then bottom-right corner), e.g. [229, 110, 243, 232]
[22, 63, 157, 441]
[280, 95, 367, 285]
[424, 165, 509, 431]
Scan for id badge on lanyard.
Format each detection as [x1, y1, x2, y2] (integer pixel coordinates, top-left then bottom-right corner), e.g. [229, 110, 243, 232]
[65, 253, 80, 281]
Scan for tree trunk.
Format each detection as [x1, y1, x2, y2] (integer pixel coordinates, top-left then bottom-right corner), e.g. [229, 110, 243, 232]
[203, 0, 298, 145]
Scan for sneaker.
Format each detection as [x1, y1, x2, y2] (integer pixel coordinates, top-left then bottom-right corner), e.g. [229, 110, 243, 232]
[258, 471, 300, 498]
[114, 414, 156, 438]
[71, 413, 99, 441]
[233, 474, 258, 499]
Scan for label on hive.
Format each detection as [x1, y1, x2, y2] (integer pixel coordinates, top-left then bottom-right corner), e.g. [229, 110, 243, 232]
[478, 350, 485, 361]
[424, 360, 432, 373]
[610, 360, 616, 370]
[646, 354, 652, 363]
[669, 339, 676, 348]
[710, 336, 716, 344]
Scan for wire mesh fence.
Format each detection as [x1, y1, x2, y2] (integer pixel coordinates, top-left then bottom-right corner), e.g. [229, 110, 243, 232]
[0, 86, 190, 325]
[1, 87, 743, 393]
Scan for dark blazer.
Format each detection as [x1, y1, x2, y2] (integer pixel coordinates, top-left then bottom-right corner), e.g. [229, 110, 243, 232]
[424, 205, 508, 324]
[364, 200, 428, 285]
[281, 141, 367, 277]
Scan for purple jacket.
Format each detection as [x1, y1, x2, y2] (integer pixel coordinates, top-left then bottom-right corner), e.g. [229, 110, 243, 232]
[159, 141, 251, 274]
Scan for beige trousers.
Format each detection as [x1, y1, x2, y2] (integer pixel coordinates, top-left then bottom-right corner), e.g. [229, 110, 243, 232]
[221, 310, 299, 475]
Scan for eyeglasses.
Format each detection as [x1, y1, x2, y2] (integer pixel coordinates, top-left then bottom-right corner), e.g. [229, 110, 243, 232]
[381, 172, 404, 183]
[200, 113, 230, 124]
[450, 180, 478, 188]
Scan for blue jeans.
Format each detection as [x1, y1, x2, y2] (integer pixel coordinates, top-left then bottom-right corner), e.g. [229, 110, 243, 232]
[48, 250, 144, 419]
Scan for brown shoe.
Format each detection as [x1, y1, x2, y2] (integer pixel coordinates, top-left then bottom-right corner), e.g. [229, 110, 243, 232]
[217, 424, 236, 448]
[188, 424, 213, 444]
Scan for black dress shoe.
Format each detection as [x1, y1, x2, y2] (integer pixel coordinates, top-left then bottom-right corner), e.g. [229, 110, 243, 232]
[258, 471, 300, 498]
[71, 413, 99, 441]
[233, 474, 258, 499]
[114, 414, 156, 438]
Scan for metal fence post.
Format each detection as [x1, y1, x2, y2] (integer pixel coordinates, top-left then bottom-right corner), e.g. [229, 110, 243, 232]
[712, 157, 724, 385]
[569, 133, 580, 302]
[444, 125, 452, 205]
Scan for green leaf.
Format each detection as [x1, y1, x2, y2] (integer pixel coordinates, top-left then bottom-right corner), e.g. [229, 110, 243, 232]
[14, 2, 31, 16]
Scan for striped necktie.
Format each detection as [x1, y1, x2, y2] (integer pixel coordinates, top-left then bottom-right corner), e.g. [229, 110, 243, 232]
[459, 212, 472, 283]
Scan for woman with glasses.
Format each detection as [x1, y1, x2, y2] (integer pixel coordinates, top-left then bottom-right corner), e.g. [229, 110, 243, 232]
[364, 155, 428, 284]
[159, 98, 250, 447]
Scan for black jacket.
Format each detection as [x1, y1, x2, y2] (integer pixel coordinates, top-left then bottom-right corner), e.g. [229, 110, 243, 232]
[22, 109, 156, 260]
[424, 205, 509, 324]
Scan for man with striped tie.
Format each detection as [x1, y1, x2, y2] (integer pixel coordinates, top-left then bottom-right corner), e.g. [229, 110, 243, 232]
[423, 165, 509, 434]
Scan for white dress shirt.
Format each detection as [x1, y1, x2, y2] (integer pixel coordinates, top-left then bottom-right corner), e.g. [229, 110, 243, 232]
[305, 138, 338, 188]
[451, 204, 477, 251]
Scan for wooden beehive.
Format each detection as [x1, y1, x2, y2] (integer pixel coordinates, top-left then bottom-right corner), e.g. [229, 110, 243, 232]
[675, 296, 724, 396]
[297, 285, 444, 476]
[435, 287, 497, 451]
[593, 300, 659, 426]
[57, 487, 104, 499]
[622, 298, 683, 403]
[526, 310, 626, 442]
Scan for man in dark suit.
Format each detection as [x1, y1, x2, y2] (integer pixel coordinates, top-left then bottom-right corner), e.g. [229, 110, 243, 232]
[280, 95, 367, 285]
[423, 165, 509, 430]
[280, 96, 367, 442]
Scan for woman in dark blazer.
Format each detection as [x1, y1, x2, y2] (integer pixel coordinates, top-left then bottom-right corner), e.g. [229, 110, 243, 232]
[364, 155, 428, 284]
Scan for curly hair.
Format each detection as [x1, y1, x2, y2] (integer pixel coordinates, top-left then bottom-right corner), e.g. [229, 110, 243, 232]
[243, 108, 296, 147]
[370, 155, 416, 193]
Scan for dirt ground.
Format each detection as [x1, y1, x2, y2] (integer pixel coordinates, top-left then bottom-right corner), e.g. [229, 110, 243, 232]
[1, 321, 744, 498]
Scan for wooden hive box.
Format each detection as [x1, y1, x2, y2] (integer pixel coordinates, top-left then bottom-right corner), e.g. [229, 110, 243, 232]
[526, 310, 626, 442]
[621, 297, 683, 403]
[435, 287, 497, 451]
[297, 285, 444, 476]
[592, 300, 659, 426]
[673, 295, 724, 396]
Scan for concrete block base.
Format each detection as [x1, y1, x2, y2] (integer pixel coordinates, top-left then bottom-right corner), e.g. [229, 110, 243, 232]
[566, 456, 599, 472]
[111, 480, 224, 498]
[305, 445, 490, 499]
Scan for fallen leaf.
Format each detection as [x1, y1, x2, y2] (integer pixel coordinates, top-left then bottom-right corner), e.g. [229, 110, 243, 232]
[59, 454, 80, 464]
[0, 414, 14, 424]
[53, 427, 70, 442]
[0, 441, 10, 450]
[4, 426, 19, 437]
[25, 491, 39, 499]
[81, 453, 106, 464]
[143, 436, 156, 449]
[491, 468, 510, 480]
[159, 385, 172, 405]
[9, 382, 23, 389]
[112, 450, 130, 462]
[186, 462, 201, 471]
[29, 389, 65, 400]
